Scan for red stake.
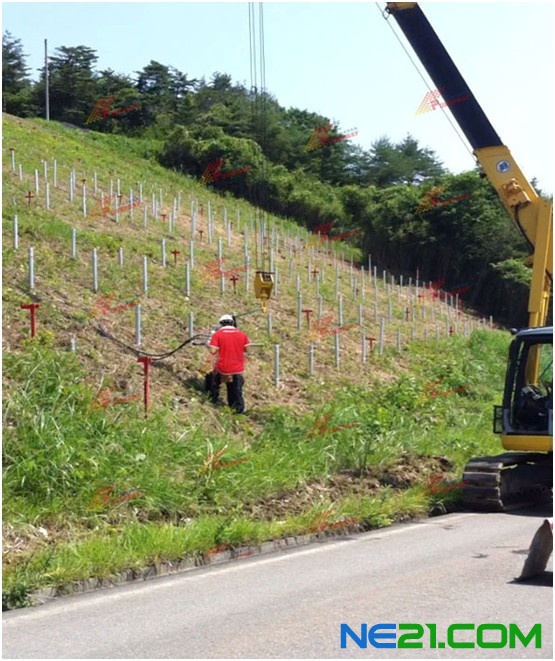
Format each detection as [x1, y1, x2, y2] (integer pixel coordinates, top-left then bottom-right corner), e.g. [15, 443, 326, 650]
[366, 336, 377, 352]
[302, 309, 313, 327]
[21, 303, 40, 338]
[171, 249, 180, 265]
[137, 356, 152, 415]
[161, 212, 167, 222]
[198, 229, 204, 241]
[25, 191, 34, 206]
[229, 274, 239, 293]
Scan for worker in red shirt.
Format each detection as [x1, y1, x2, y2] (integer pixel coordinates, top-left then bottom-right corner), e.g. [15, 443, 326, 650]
[207, 314, 251, 413]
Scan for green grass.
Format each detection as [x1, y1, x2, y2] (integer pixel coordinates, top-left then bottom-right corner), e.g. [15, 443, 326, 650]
[2, 331, 506, 608]
[2, 114, 510, 609]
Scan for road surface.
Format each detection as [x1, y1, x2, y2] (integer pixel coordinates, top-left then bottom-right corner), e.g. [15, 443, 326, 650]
[3, 506, 552, 659]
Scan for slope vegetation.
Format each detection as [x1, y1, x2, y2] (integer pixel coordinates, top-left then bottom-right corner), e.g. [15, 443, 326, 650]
[2, 115, 508, 608]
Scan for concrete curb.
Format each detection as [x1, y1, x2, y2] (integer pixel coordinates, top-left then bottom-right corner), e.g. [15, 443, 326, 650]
[29, 525, 362, 608]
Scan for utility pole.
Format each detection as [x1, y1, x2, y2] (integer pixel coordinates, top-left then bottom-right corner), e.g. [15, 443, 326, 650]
[44, 38, 50, 121]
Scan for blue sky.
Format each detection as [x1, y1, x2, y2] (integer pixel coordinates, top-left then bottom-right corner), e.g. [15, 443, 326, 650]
[2, 1, 553, 192]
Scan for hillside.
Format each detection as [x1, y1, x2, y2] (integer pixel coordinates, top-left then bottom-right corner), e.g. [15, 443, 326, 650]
[3, 33, 540, 327]
[2, 115, 508, 608]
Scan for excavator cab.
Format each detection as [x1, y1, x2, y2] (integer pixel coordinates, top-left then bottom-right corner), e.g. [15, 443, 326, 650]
[494, 327, 553, 446]
[463, 331, 552, 512]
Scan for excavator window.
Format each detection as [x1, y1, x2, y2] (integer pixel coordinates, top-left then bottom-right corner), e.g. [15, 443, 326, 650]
[511, 342, 553, 432]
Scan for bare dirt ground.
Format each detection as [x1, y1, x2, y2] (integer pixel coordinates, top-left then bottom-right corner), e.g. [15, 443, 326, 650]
[243, 453, 455, 520]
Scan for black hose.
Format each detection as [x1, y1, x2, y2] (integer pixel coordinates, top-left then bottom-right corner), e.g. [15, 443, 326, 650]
[94, 324, 204, 361]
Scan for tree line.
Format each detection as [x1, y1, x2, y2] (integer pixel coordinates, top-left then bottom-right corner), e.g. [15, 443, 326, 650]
[3, 33, 548, 326]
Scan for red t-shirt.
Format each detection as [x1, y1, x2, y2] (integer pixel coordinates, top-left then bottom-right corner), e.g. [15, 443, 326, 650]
[209, 327, 251, 375]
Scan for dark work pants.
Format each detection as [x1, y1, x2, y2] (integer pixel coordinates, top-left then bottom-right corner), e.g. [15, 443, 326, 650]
[206, 371, 245, 413]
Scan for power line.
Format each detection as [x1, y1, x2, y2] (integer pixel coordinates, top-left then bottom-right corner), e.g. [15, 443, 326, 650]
[248, 2, 270, 272]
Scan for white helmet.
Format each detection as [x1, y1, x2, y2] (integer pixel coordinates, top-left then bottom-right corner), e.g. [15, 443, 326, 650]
[219, 314, 234, 325]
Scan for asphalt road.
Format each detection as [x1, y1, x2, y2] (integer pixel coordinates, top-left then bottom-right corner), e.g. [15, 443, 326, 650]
[3, 506, 552, 659]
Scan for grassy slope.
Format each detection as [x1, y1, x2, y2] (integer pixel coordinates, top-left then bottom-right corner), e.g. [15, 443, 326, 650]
[2, 114, 507, 608]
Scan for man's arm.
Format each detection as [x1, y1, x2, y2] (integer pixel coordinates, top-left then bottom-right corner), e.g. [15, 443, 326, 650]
[244, 334, 251, 354]
[208, 332, 219, 355]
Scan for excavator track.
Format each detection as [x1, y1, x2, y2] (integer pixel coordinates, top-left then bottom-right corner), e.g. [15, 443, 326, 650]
[462, 452, 553, 512]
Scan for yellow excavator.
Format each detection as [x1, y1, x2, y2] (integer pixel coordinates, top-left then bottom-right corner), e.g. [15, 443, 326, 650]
[384, 3, 553, 512]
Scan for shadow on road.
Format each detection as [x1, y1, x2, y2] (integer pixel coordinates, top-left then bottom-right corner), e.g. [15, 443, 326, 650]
[509, 570, 553, 588]
[502, 502, 553, 519]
